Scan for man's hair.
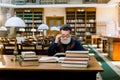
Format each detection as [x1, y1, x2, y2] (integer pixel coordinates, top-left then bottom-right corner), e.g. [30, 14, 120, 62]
[60, 24, 71, 32]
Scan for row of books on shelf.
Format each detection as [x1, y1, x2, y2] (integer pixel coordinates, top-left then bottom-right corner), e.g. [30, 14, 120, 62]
[24, 20, 42, 23]
[66, 19, 95, 23]
[76, 29, 86, 32]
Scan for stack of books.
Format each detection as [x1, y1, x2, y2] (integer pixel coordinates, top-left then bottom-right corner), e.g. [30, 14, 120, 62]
[19, 51, 39, 66]
[60, 51, 90, 68]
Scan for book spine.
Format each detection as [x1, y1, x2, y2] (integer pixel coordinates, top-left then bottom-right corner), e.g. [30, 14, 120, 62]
[61, 61, 88, 64]
[61, 64, 88, 68]
[63, 58, 90, 61]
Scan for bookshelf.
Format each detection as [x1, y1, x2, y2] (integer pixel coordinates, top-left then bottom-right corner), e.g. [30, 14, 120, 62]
[14, 8, 43, 36]
[14, 0, 25, 5]
[66, 8, 76, 35]
[66, 8, 96, 44]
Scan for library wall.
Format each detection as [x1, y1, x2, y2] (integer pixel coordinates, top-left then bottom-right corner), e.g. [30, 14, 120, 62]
[44, 8, 66, 23]
[0, 7, 14, 37]
[96, 7, 118, 36]
[43, 8, 65, 36]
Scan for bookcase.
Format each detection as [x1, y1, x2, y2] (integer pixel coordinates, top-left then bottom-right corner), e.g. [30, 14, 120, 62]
[14, 8, 43, 36]
[66, 8, 96, 44]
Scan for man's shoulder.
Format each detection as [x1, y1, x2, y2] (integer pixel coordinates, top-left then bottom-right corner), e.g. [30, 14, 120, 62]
[71, 38, 81, 43]
[71, 38, 79, 41]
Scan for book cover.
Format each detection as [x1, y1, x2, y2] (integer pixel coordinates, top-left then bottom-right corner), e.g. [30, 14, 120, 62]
[18, 57, 39, 66]
[20, 55, 38, 61]
[21, 51, 36, 57]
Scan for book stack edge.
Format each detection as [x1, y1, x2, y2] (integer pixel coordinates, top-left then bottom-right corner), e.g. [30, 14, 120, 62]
[19, 51, 39, 66]
[60, 51, 90, 68]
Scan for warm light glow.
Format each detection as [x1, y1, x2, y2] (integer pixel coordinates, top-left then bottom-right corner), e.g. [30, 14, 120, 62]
[19, 28, 25, 32]
[31, 28, 36, 32]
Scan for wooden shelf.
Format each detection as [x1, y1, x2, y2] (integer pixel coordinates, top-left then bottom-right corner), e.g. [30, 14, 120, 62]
[14, 8, 43, 36]
[66, 8, 96, 44]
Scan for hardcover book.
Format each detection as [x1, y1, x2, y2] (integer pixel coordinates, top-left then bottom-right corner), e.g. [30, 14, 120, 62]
[18, 57, 39, 66]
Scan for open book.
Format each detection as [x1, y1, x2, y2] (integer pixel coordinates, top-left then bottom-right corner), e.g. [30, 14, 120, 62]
[39, 56, 59, 62]
[53, 53, 66, 57]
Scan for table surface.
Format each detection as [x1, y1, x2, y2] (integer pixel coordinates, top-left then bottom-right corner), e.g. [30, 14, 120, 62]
[0, 55, 103, 72]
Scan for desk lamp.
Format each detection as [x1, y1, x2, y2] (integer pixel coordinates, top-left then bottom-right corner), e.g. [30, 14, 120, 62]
[19, 28, 25, 37]
[0, 26, 7, 31]
[5, 16, 26, 61]
[51, 26, 60, 36]
[31, 28, 36, 39]
[38, 23, 49, 39]
[38, 29, 43, 37]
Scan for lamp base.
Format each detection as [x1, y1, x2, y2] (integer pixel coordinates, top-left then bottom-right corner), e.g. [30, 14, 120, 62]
[11, 49, 19, 61]
[11, 56, 19, 61]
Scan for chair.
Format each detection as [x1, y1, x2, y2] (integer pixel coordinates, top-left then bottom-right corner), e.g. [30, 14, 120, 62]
[20, 43, 36, 54]
[41, 39, 51, 51]
[3, 43, 19, 55]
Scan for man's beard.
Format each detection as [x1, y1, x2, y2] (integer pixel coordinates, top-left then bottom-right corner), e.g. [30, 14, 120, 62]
[60, 37, 71, 44]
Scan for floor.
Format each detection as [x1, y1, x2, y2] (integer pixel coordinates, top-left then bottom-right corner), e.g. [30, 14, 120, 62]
[90, 44, 120, 80]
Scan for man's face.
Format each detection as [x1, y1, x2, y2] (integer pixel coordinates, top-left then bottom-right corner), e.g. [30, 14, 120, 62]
[60, 30, 71, 44]
[61, 30, 70, 38]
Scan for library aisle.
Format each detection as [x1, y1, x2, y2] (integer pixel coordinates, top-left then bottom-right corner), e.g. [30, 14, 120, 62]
[89, 44, 120, 80]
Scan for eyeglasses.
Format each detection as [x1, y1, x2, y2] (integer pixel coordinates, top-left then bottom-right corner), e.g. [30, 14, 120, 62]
[61, 34, 71, 38]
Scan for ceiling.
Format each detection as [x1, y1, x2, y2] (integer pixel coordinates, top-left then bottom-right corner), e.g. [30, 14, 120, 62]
[0, 0, 119, 8]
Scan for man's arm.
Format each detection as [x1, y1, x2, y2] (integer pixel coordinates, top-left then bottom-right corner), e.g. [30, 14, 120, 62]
[47, 34, 62, 56]
[74, 40, 86, 51]
[46, 40, 58, 56]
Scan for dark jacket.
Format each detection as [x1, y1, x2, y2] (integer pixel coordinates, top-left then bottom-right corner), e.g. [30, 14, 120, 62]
[46, 38, 85, 56]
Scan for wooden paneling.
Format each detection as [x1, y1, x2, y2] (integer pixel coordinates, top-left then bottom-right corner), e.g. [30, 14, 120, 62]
[107, 37, 120, 60]
[112, 42, 120, 60]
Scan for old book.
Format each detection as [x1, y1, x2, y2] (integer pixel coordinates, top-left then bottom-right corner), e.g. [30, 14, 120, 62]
[61, 60, 88, 64]
[19, 60, 39, 66]
[61, 63, 88, 68]
[18, 57, 39, 66]
[20, 55, 38, 61]
[21, 51, 36, 57]
[66, 51, 89, 58]
[61, 57, 90, 61]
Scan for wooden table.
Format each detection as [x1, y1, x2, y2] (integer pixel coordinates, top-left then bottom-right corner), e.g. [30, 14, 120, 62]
[106, 36, 120, 60]
[0, 55, 103, 80]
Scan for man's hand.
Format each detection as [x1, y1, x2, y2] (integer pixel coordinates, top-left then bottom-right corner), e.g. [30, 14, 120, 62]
[55, 34, 62, 43]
